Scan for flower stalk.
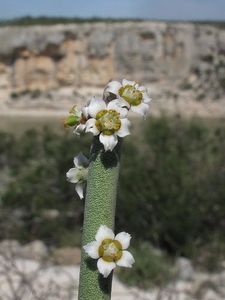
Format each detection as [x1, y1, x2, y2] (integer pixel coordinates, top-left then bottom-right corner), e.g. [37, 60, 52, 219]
[78, 137, 122, 300]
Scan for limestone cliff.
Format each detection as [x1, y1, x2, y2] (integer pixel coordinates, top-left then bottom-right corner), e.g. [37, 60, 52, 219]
[0, 21, 224, 108]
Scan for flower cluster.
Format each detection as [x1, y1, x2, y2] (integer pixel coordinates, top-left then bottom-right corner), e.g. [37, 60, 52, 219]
[64, 79, 151, 152]
[65, 79, 151, 199]
[65, 79, 151, 277]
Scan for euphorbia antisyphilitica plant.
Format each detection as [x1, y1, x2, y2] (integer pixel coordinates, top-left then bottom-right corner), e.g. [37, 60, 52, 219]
[65, 79, 151, 299]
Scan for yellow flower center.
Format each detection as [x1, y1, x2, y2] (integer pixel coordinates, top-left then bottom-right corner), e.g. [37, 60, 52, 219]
[119, 84, 143, 106]
[98, 239, 122, 262]
[95, 109, 121, 136]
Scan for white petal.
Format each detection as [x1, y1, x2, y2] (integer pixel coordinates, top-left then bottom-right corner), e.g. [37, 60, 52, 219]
[99, 133, 118, 152]
[82, 106, 89, 119]
[73, 124, 86, 135]
[97, 258, 116, 278]
[131, 102, 149, 116]
[116, 250, 135, 268]
[75, 182, 85, 199]
[66, 168, 80, 183]
[117, 97, 131, 109]
[115, 232, 131, 250]
[95, 225, 115, 243]
[104, 80, 122, 96]
[74, 153, 89, 168]
[143, 92, 152, 103]
[116, 119, 131, 138]
[83, 241, 100, 259]
[88, 97, 106, 118]
[138, 85, 146, 92]
[122, 79, 136, 86]
[107, 99, 128, 118]
[86, 118, 100, 136]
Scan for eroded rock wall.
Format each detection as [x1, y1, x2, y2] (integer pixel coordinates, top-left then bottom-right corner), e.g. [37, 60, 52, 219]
[0, 22, 224, 101]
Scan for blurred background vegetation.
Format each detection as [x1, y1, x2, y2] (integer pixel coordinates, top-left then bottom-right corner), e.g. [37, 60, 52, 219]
[0, 116, 224, 287]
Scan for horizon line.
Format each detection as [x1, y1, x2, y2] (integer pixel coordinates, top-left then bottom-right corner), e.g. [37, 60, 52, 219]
[0, 15, 225, 23]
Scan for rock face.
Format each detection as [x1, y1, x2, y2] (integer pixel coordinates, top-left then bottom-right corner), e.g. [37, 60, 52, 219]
[1, 240, 225, 300]
[0, 22, 224, 103]
[52, 247, 81, 265]
[19, 240, 48, 261]
[175, 257, 195, 281]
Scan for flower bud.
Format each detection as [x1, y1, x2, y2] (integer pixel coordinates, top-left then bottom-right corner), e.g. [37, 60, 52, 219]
[64, 114, 80, 128]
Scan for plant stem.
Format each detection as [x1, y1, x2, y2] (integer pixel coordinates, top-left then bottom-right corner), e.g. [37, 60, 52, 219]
[78, 137, 121, 300]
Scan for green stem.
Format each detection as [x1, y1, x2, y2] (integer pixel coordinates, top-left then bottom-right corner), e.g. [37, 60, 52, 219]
[78, 137, 122, 300]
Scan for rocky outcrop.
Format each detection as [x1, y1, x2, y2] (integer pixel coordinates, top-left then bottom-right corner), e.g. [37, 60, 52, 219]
[1, 241, 225, 300]
[0, 22, 224, 104]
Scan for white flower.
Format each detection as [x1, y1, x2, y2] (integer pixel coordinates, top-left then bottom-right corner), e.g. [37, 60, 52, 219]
[73, 106, 89, 135]
[104, 79, 151, 116]
[85, 97, 130, 151]
[83, 225, 135, 278]
[66, 153, 89, 199]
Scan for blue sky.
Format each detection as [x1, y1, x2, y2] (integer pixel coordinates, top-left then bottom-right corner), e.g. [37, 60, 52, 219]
[1, 0, 225, 21]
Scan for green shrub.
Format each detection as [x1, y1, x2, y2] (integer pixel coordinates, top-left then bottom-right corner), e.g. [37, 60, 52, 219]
[117, 242, 173, 288]
[0, 127, 90, 245]
[0, 117, 225, 265]
[117, 117, 225, 258]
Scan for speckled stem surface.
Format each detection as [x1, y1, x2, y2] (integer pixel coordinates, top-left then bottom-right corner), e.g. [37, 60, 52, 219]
[78, 137, 122, 300]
